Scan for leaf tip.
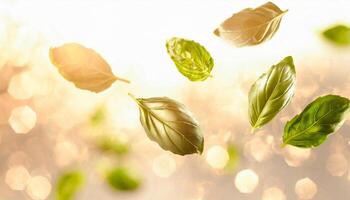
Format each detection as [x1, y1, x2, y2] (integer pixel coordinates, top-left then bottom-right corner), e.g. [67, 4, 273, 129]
[213, 28, 220, 36]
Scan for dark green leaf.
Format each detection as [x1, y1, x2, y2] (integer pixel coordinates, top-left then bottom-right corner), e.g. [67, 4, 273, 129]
[106, 167, 141, 191]
[129, 93, 204, 155]
[249, 56, 296, 132]
[56, 171, 85, 200]
[323, 25, 350, 46]
[166, 37, 214, 81]
[283, 95, 350, 148]
[214, 2, 287, 47]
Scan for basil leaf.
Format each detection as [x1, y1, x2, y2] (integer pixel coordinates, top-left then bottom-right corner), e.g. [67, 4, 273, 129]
[50, 43, 129, 93]
[283, 95, 350, 148]
[56, 171, 84, 200]
[106, 167, 141, 191]
[214, 2, 287, 47]
[323, 25, 350, 46]
[166, 37, 214, 81]
[249, 56, 296, 132]
[129, 94, 204, 155]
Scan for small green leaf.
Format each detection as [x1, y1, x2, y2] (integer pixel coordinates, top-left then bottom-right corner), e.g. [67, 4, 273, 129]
[106, 167, 141, 191]
[249, 56, 296, 132]
[97, 137, 130, 156]
[90, 106, 106, 126]
[56, 171, 85, 200]
[323, 25, 350, 46]
[225, 145, 240, 171]
[129, 93, 204, 156]
[166, 37, 214, 81]
[283, 95, 350, 148]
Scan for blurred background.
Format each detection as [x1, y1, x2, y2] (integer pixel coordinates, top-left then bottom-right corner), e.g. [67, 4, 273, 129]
[0, 0, 350, 199]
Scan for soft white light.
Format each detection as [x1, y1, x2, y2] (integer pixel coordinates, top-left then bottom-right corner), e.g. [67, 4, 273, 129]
[262, 187, 286, 200]
[5, 165, 31, 191]
[152, 154, 176, 178]
[295, 177, 317, 200]
[206, 145, 229, 169]
[26, 176, 52, 200]
[8, 106, 37, 134]
[234, 169, 259, 193]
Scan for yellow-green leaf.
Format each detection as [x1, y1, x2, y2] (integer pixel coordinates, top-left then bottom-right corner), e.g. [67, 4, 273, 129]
[323, 25, 350, 46]
[49, 43, 129, 93]
[166, 37, 214, 81]
[106, 167, 141, 191]
[56, 171, 84, 200]
[214, 2, 287, 47]
[249, 56, 296, 132]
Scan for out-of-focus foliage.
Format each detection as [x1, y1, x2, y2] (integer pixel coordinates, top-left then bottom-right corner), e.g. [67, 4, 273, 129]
[90, 106, 106, 127]
[166, 37, 214, 81]
[106, 167, 141, 191]
[130, 94, 204, 155]
[323, 25, 350, 46]
[225, 145, 240, 171]
[283, 95, 350, 148]
[49, 43, 129, 93]
[56, 171, 85, 200]
[97, 137, 130, 156]
[248, 56, 296, 132]
[214, 2, 287, 47]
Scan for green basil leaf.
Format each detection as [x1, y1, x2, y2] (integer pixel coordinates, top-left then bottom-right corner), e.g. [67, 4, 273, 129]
[283, 95, 350, 148]
[214, 2, 287, 47]
[129, 93, 204, 155]
[97, 136, 130, 156]
[249, 56, 296, 132]
[166, 37, 214, 81]
[56, 171, 85, 200]
[323, 25, 350, 46]
[106, 167, 141, 191]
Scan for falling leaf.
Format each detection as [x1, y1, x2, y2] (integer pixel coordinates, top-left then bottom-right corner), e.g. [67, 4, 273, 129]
[214, 2, 287, 47]
[323, 25, 350, 46]
[166, 37, 214, 81]
[90, 106, 106, 126]
[49, 43, 129, 93]
[97, 137, 130, 156]
[106, 167, 141, 191]
[283, 95, 350, 148]
[129, 93, 204, 155]
[249, 56, 296, 132]
[56, 171, 85, 200]
[225, 144, 240, 171]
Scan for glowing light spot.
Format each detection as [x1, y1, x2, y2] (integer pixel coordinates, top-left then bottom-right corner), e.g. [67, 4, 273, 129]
[152, 154, 176, 178]
[8, 106, 37, 134]
[234, 169, 259, 193]
[26, 176, 51, 200]
[54, 141, 79, 167]
[283, 146, 311, 167]
[5, 165, 31, 191]
[244, 137, 272, 162]
[295, 178, 317, 200]
[8, 72, 34, 100]
[326, 153, 348, 177]
[262, 187, 286, 200]
[206, 145, 229, 169]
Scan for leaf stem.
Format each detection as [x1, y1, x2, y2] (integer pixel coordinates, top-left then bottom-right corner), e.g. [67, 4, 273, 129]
[116, 76, 130, 84]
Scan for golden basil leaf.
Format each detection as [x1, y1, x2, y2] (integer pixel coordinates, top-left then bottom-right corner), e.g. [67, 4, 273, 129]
[129, 94, 204, 155]
[214, 2, 287, 47]
[49, 43, 129, 93]
[249, 56, 296, 132]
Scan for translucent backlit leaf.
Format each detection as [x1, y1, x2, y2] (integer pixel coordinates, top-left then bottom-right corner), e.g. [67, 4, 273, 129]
[49, 43, 129, 93]
[106, 167, 141, 191]
[56, 171, 84, 200]
[214, 2, 287, 47]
